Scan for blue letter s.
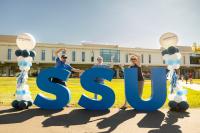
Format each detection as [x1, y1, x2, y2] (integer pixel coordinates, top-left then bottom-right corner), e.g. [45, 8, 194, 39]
[34, 68, 71, 110]
[78, 68, 115, 110]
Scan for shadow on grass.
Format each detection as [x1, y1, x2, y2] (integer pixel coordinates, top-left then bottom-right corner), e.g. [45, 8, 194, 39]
[0, 108, 61, 124]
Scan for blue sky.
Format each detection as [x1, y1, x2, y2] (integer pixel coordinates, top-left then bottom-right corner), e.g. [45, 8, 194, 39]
[0, 0, 199, 48]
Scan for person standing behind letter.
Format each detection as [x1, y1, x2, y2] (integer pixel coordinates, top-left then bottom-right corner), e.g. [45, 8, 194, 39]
[92, 56, 114, 100]
[52, 48, 83, 86]
[120, 54, 144, 110]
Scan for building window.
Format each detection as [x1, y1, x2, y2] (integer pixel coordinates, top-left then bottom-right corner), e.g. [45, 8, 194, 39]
[141, 54, 144, 63]
[52, 50, 56, 61]
[91, 51, 94, 62]
[82, 52, 85, 62]
[184, 56, 186, 64]
[72, 51, 76, 62]
[8, 49, 12, 60]
[163, 60, 165, 64]
[41, 50, 45, 61]
[149, 54, 151, 63]
[125, 54, 128, 63]
[190, 54, 200, 64]
[100, 49, 120, 62]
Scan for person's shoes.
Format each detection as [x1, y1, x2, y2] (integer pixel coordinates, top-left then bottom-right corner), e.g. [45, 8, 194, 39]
[120, 106, 127, 110]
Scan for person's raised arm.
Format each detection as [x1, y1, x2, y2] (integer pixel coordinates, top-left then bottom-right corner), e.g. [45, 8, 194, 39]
[119, 64, 125, 72]
[55, 48, 67, 57]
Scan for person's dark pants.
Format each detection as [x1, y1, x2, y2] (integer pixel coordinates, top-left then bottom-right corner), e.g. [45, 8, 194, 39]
[51, 78, 66, 86]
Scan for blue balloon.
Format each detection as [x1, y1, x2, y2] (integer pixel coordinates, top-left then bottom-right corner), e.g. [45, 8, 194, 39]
[168, 101, 178, 109]
[178, 101, 189, 111]
[18, 60, 32, 67]
[161, 49, 168, 56]
[15, 50, 22, 56]
[18, 100, 28, 110]
[22, 50, 30, 57]
[175, 59, 181, 65]
[12, 100, 19, 109]
[167, 60, 174, 65]
[166, 59, 181, 65]
[30, 50, 36, 58]
[167, 46, 179, 55]
[177, 89, 187, 96]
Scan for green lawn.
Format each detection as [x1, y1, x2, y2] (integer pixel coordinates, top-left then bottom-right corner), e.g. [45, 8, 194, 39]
[0, 77, 200, 108]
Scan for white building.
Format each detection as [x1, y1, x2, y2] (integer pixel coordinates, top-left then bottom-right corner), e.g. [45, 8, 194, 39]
[0, 35, 199, 78]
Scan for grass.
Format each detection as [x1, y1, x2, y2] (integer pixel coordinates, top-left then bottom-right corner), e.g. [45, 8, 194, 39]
[0, 77, 200, 108]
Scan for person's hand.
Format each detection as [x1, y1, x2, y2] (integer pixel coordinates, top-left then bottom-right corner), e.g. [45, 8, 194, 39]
[129, 53, 139, 58]
[79, 70, 84, 76]
[119, 64, 125, 68]
[136, 61, 140, 66]
[79, 70, 84, 73]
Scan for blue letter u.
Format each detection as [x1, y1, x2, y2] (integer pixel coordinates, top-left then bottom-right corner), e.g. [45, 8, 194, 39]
[124, 67, 167, 111]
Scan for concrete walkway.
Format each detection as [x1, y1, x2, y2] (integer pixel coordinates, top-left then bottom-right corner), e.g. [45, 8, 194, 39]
[0, 107, 200, 133]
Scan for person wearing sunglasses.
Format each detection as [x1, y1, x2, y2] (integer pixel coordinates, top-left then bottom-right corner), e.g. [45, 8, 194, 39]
[120, 54, 144, 110]
[92, 56, 114, 100]
[52, 48, 82, 86]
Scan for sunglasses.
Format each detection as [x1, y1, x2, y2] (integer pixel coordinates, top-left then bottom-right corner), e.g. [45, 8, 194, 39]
[62, 56, 68, 59]
[131, 58, 137, 61]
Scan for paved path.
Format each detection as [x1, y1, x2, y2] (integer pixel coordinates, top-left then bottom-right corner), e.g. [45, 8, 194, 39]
[0, 107, 200, 133]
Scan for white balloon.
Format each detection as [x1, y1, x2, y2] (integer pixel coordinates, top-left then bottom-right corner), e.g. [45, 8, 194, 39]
[160, 32, 178, 49]
[168, 94, 175, 101]
[24, 67, 30, 72]
[24, 56, 33, 62]
[16, 33, 36, 50]
[163, 54, 168, 60]
[167, 64, 180, 71]
[167, 65, 174, 71]
[174, 95, 187, 103]
[174, 64, 180, 69]
[19, 66, 30, 71]
[17, 56, 33, 64]
[17, 56, 23, 62]
[174, 95, 182, 103]
[176, 52, 182, 60]
[167, 53, 179, 60]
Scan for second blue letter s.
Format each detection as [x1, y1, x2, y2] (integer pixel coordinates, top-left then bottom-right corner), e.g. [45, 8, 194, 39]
[78, 67, 115, 110]
[34, 68, 71, 110]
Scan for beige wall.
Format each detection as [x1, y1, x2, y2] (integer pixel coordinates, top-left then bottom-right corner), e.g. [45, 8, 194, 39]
[0, 42, 196, 67]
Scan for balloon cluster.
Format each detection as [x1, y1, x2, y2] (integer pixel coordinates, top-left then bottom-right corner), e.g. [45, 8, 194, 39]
[160, 32, 189, 112]
[12, 33, 36, 110]
[15, 49, 36, 58]
[162, 46, 181, 71]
